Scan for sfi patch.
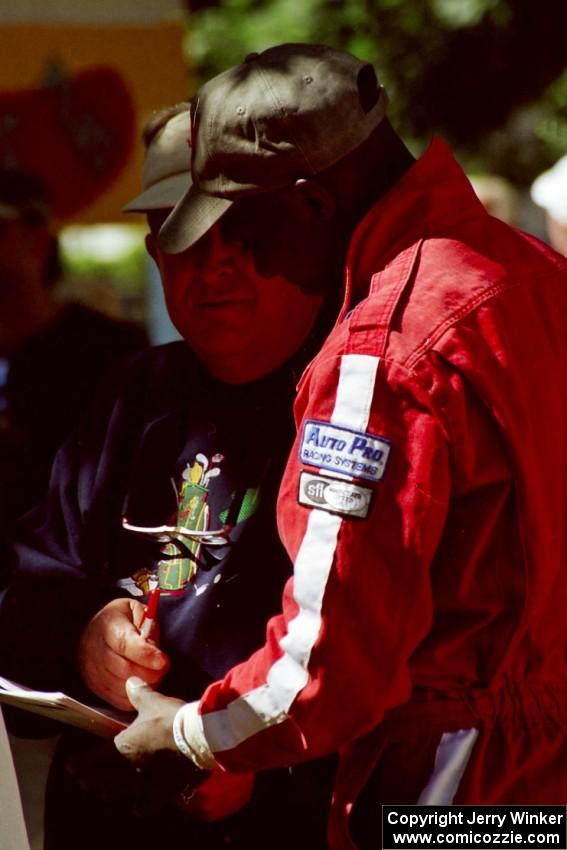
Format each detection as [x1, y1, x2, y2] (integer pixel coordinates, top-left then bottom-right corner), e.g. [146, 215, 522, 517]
[299, 419, 391, 483]
[298, 471, 373, 519]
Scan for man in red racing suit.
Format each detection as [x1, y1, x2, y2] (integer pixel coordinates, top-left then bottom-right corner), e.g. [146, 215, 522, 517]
[87, 45, 567, 850]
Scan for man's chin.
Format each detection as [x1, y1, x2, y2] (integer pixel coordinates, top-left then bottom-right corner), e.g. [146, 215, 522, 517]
[189, 339, 253, 367]
[196, 345, 282, 385]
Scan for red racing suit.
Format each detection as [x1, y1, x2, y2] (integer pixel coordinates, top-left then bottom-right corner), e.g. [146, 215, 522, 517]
[178, 139, 567, 847]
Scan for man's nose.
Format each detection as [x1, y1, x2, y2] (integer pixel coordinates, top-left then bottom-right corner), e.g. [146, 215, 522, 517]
[198, 224, 239, 282]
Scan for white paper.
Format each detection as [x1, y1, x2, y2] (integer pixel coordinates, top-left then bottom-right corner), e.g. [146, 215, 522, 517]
[0, 677, 131, 739]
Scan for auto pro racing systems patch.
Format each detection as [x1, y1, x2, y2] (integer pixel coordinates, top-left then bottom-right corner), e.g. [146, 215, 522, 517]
[299, 419, 391, 483]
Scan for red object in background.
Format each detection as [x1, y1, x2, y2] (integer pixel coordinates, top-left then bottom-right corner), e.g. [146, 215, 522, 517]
[0, 64, 136, 219]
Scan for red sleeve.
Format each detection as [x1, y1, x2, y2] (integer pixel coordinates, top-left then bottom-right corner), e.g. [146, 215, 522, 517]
[197, 351, 450, 772]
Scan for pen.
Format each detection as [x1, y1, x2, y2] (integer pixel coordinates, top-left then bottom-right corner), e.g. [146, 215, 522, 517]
[140, 586, 160, 640]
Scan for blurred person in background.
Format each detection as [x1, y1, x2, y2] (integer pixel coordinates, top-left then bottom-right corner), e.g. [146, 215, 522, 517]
[530, 154, 567, 256]
[0, 105, 335, 850]
[0, 166, 148, 850]
[0, 168, 148, 566]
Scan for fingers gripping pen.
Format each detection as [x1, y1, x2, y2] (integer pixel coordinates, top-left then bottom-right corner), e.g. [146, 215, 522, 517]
[140, 585, 161, 640]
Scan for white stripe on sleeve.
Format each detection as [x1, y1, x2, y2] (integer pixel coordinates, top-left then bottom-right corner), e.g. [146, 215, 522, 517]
[200, 354, 381, 753]
[331, 354, 379, 429]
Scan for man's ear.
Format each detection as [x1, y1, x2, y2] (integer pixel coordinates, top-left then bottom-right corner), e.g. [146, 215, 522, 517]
[294, 178, 336, 221]
[145, 231, 157, 260]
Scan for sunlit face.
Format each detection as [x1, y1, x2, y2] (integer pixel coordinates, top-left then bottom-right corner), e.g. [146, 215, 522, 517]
[146, 213, 323, 384]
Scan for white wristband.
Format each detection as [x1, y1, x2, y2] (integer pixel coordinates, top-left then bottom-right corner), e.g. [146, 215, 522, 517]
[172, 702, 216, 770]
[172, 706, 197, 762]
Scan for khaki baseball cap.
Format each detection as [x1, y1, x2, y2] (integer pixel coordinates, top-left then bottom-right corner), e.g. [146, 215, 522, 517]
[158, 43, 388, 253]
[123, 109, 192, 214]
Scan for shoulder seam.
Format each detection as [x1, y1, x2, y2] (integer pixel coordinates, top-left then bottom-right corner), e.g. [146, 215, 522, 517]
[404, 278, 510, 371]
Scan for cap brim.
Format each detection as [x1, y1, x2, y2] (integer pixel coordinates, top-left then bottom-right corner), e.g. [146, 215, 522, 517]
[157, 184, 233, 254]
[122, 172, 192, 214]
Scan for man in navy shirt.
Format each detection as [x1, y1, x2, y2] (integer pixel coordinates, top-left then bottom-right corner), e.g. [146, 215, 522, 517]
[0, 104, 335, 849]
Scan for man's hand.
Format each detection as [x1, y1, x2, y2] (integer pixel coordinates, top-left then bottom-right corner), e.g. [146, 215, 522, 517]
[79, 599, 170, 710]
[67, 679, 208, 816]
[115, 681, 250, 821]
[115, 677, 184, 761]
[115, 678, 210, 810]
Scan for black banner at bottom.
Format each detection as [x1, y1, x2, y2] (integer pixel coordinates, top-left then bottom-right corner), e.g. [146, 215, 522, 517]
[382, 806, 567, 849]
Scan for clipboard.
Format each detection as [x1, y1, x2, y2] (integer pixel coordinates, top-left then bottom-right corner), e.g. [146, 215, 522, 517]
[0, 676, 132, 739]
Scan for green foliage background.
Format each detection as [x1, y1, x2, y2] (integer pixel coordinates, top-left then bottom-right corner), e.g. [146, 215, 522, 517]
[185, 0, 566, 184]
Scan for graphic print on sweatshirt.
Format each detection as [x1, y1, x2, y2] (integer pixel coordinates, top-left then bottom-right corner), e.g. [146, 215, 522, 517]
[126, 445, 261, 598]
